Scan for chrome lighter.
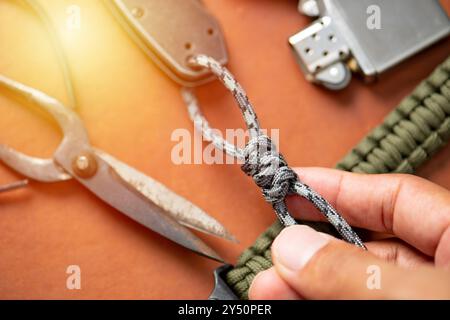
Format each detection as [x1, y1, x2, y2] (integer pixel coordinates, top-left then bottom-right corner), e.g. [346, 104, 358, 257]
[290, 0, 450, 89]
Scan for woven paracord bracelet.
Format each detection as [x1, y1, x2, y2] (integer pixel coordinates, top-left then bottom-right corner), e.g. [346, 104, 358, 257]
[225, 55, 450, 299]
[182, 55, 366, 250]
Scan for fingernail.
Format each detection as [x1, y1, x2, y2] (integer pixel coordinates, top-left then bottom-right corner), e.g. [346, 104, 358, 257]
[273, 225, 329, 272]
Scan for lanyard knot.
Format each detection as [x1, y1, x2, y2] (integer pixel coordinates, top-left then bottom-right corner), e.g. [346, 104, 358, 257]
[242, 135, 297, 206]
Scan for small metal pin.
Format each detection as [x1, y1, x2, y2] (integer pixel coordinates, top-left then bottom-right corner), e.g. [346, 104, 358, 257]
[298, 0, 320, 17]
[0, 180, 29, 194]
[131, 7, 144, 19]
[72, 153, 98, 179]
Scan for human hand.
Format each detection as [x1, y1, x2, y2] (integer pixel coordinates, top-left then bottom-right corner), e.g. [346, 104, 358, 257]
[249, 168, 450, 299]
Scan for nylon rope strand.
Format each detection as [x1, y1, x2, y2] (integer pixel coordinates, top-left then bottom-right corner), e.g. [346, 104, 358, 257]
[181, 54, 366, 249]
[226, 55, 450, 300]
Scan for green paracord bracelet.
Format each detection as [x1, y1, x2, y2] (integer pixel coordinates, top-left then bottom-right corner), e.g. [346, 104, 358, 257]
[225, 55, 450, 300]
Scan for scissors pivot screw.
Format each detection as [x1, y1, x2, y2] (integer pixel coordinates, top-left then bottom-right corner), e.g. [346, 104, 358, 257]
[72, 153, 98, 179]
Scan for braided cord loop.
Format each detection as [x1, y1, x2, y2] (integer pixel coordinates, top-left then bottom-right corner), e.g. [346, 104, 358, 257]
[226, 56, 450, 299]
[182, 55, 366, 248]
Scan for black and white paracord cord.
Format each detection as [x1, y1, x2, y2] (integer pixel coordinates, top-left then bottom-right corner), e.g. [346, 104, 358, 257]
[182, 55, 366, 249]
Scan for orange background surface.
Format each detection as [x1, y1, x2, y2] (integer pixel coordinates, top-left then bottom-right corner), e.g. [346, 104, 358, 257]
[0, 0, 449, 299]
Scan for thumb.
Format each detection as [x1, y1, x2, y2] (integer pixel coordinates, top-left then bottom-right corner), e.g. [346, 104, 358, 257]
[272, 225, 450, 299]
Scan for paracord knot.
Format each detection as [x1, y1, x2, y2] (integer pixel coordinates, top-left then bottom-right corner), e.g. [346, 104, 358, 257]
[241, 135, 298, 205]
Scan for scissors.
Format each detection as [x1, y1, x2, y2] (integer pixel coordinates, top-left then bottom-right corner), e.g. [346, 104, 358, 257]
[0, 74, 236, 262]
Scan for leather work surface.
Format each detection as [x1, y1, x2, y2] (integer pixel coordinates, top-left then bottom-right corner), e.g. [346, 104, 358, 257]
[0, 0, 449, 299]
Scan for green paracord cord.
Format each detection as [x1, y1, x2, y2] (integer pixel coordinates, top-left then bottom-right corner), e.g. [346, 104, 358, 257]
[226, 55, 450, 300]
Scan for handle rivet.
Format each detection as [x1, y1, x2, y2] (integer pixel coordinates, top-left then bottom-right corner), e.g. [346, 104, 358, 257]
[72, 153, 97, 179]
[131, 7, 144, 18]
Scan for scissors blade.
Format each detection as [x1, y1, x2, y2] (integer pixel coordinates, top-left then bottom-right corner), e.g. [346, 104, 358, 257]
[53, 146, 224, 262]
[94, 149, 237, 242]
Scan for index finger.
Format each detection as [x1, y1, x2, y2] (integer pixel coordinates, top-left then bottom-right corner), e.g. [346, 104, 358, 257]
[288, 168, 450, 257]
